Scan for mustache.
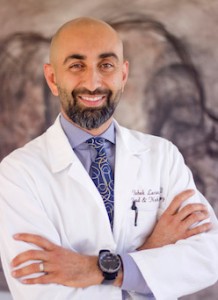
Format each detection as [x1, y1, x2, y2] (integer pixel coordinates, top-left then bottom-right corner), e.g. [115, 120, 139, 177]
[72, 88, 111, 96]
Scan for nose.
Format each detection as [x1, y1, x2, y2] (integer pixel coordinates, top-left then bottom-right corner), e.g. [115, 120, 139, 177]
[81, 67, 101, 92]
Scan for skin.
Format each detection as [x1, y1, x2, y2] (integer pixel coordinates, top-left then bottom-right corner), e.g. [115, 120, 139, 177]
[11, 18, 212, 289]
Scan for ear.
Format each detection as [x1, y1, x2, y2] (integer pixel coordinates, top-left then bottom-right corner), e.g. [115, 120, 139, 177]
[122, 60, 129, 91]
[43, 63, 59, 96]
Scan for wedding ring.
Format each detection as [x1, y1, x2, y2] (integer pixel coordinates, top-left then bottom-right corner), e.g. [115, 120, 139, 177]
[39, 262, 44, 272]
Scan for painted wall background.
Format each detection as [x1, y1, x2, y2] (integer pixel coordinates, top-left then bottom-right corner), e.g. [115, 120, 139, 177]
[0, 0, 218, 298]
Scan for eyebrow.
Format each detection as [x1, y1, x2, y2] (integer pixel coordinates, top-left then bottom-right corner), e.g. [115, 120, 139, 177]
[63, 52, 119, 65]
[63, 54, 85, 64]
[99, 52, 119, 60]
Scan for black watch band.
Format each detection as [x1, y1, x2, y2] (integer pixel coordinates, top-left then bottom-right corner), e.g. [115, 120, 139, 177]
[102, 271, 118, 280]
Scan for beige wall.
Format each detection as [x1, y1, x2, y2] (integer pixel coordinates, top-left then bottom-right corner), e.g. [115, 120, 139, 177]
[0, 0, 218, 298]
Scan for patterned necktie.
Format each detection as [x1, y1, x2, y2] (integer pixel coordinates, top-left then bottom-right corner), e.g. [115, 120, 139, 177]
[86, 137, 114, 228]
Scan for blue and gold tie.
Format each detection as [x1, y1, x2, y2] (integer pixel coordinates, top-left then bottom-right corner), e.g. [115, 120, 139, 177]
[86, 137, 114, 228]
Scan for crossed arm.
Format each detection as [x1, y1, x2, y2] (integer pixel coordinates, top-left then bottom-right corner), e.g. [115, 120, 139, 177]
[11, 189, 211, 289]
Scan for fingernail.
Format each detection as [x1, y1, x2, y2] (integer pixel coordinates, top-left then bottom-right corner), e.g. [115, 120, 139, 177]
[11, 270, 16, 277]
[13, 234, 20, 239]
[188, 189, 195, 196]
[21, 279, 28, 284]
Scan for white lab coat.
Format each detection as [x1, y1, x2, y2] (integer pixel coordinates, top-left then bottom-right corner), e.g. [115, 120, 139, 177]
[0, 117, 217, 300]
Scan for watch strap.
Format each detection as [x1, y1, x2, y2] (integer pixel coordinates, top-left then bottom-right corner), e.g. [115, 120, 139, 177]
[101, 278, 116, 285]
[103, 271, 118, 280]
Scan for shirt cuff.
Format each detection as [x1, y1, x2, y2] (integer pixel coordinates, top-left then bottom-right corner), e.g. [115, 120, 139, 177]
[121, 253, 153, 295]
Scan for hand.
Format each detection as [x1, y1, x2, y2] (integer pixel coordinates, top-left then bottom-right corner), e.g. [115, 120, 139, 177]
[11, 234, 103, 288]
[138, 189, 212, 250]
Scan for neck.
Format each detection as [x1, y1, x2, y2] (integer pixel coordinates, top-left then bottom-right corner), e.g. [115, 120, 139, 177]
[61, 111, 113, 136]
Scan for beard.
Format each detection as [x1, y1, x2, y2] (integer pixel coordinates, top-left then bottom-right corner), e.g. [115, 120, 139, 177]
[58, 87, 122, 130]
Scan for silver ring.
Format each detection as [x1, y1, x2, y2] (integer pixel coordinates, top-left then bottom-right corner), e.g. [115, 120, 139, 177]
[39, 262, 44, 272]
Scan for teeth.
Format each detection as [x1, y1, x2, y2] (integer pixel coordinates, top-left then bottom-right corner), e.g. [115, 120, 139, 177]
[80, 96, 103, 101]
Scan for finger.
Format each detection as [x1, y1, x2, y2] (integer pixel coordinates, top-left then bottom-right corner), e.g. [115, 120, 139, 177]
[11, 250, 48, 268]
[165, 189, 195, 215]
[185, 222, 212, 238]
[178, 204, 208, 221]
[12, 262, 46, 278]
[182, 210, 209, 228]
[21, 273, 54, 285]
[13, 233, 56, 251]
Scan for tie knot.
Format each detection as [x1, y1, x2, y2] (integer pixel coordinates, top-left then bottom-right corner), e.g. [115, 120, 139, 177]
[86, 137, 106, 152]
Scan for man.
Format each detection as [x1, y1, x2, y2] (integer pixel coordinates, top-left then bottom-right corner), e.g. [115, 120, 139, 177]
[0, 17, 217, 300]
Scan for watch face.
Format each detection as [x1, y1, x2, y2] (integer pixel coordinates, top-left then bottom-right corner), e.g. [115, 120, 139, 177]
[99, 252, 121, 273]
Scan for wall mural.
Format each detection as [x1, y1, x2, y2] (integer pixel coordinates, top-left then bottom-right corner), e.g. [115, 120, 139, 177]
[0, 2, 217, 299]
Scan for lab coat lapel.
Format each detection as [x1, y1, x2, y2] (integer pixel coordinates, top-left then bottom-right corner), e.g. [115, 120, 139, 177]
[113, 122, 150, 246]
[68, 158, 102, 201]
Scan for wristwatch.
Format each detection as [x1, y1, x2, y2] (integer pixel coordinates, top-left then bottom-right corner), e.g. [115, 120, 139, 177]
[98, 249, 122, 284]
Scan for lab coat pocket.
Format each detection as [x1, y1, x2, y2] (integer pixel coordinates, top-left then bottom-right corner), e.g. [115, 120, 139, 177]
[124, 203, 159, 252]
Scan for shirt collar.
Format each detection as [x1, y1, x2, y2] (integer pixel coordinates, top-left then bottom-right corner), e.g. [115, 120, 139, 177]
[60, 114, 116, 149]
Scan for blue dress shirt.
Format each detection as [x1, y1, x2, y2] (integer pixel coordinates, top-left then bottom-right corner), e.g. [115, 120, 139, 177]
[60, 114, 153, 298]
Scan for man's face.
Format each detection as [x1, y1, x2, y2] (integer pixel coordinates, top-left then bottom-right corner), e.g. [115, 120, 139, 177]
[46, 20, 128, 130]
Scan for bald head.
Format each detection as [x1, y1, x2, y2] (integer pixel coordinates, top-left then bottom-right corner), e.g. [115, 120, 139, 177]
[49, 17, 124, 66]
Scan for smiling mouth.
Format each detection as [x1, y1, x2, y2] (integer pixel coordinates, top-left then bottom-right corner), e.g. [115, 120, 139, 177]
[78, 95, 106, 107]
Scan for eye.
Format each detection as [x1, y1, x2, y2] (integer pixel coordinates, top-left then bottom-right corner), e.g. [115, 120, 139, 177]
[69, 63, 84, 70]
[100, 63, 114, 70]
